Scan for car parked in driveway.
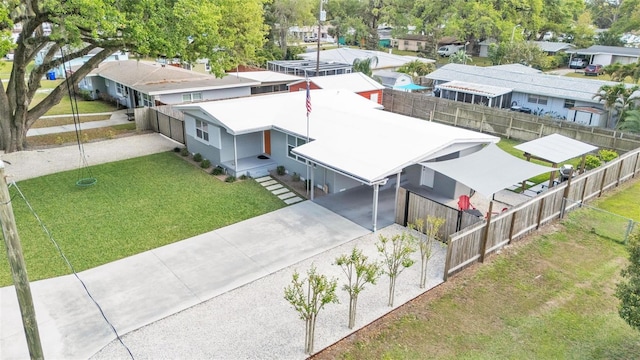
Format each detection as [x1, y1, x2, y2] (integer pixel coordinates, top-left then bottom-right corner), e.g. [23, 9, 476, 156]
[569, 58, 586, 69]
[584, 64, 603, 76]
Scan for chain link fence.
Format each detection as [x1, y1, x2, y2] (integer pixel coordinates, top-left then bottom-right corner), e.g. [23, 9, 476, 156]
[563, 198, 637, 244]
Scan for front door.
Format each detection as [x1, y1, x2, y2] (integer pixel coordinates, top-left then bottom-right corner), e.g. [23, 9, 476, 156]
[264, 130, 271, 155]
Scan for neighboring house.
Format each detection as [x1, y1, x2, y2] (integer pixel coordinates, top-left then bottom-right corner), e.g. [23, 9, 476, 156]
[288, 72, 385, 104]
[426, 63, 625, 126]
[267, 60, 353, 77]
[176, 89, 498, 229]
[374, 70, 414, 90]
[396, 34, 430, 52]
[78, 60, 259, 108]
[298, 47, 435, 73]
[566, 45, 640, 66]
[233, 70, 302, 95]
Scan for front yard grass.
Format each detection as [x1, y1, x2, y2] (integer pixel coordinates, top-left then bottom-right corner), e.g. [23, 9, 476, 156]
[315, 180, 640, 359]
[0, 152, 285, 286]
[25, 123, 138, 148]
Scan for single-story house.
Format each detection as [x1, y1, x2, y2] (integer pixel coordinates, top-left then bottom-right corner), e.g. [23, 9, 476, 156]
[396, 34, 430, 52]
[374, 70, 423, 92]
[566, 45, 640, 66]
[288, 72, 385, 104]
[78, 60, 259, 108]
[36, 47, 128, 79]
[233, 70, 302, 95]
[426, 63, 625, 126]
[176, 90, 499, 230]
[267, 60, 353, 77]
[298, 47, 435, 73]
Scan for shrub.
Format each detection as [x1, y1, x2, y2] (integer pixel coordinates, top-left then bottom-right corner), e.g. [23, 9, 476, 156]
[225, 175, 237, 183]
[193, 153, 203, 162]
[239, 174, 248, 180]
[200, 159, 211, 168]
[180, 148, 189, 157]
[211, 166, 225, 176]
[78, 89, 94, 101]
[598, 149, 619, 162]
[292, 172, 301, 182]
[276, 165, 286, 176]
[585, 154, 602, 170]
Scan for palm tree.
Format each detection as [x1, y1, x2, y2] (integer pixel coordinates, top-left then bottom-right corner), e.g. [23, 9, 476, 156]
[449, 50, 472, 65]
[619, 110, 640, 133]
[593, 83, 640, 127]
[352, 56, 378, 77]
[396, 60, 435, 84]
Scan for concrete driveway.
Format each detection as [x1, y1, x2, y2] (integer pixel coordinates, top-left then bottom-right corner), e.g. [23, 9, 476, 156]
[1, 201, 370, 359]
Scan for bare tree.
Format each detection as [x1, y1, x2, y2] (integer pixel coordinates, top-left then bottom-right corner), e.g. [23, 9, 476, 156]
[335, 247, 381, 329]
[284, 264, 339, 354]
[376, 232, 416, 307]
[410, 217, 445, 289]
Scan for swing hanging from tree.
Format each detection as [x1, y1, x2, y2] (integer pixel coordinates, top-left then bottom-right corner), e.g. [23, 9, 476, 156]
[61, 49, 97, 187]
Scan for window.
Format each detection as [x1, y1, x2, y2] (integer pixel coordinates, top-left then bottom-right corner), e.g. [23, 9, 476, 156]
[141, 93, 153, 107]
[115, 82, 126, 96]
[564, 99, 576, 108]
[404, 40, 409, 45]
[527, 94, 548, 105]
[287, 134, 307, 163]
[195, 119, 209, 142]
[182, 92, 203, 102]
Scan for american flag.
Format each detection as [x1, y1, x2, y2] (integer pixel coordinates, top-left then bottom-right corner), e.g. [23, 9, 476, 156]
[305, 80, 312, 116]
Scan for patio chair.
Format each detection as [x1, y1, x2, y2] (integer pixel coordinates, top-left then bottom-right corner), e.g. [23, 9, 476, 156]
[457, 195, 475, 211]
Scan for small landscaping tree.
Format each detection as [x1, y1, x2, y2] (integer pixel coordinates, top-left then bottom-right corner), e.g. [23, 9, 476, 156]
[284, 265, 339, 354]
[410, 216, 445, 289]
[334, 247, 381, 329]
[616, 230, 640, 332]
[377, 232, 417, 307]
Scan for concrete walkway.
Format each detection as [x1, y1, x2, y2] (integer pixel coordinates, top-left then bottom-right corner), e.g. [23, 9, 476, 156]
[26, 110, 131, 137]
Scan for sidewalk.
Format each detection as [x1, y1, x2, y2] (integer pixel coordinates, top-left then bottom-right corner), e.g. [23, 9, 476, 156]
[26, 110, 131, 137]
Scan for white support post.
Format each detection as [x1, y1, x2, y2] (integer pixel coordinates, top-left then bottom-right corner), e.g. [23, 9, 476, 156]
[394, 172, 401, 211]
[310, 164, 315, 200]
[372, 183, 380, 232]
[233, 136, 238, 174]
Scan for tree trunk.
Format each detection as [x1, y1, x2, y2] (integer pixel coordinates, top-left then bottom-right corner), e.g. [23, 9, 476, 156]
[388, 275, 396, 307]
[349, 295, 358, 329]
[420, 255, 428, 288]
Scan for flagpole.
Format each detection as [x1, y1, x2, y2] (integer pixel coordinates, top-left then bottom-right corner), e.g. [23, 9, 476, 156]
[306, 77, 310, 198]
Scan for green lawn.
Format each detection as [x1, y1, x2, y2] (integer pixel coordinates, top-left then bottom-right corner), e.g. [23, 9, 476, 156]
[31, 92, 118, 115]
[0, 152, 285, 286]
[316, 180, 640, 359]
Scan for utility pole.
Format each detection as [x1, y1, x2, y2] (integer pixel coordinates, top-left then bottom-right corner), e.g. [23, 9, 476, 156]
[0, 161, 44, 359]
[316, 0, 327, 75]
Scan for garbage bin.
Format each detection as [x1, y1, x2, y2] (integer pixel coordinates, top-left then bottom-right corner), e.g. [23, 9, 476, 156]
[46, 71, 56, 80]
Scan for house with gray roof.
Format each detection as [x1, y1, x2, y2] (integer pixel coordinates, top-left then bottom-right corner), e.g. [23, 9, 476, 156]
[426, 63, 625, 127]
[566, 45, 640, 66]
[297, 47, 434, 73]
[78, 60, 258, 108]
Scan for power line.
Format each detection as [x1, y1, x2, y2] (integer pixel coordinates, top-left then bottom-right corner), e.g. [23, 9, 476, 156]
[10, 182, 134, 359]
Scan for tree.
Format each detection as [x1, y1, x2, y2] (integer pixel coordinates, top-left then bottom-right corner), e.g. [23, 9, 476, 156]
[410, 217, 445, 289]
[0, 0, 267, 153]
[593, 83, 640, 128]
[619, 110, 640, 133]
[616, 230, 640, 332]
[449, 50, 472, 64]
[334, 247, 381, 329]
[596, 30, 625, 47]
[376, 231, 416, 307]
[352, 56, 378, 77]
[396, 60, 435, 84]
[264, 0, 315, 55]
[284, 265, 339, 354]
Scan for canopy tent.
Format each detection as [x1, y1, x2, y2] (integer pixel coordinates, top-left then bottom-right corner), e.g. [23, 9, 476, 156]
[420, 143, 558, 198]
[514, 134, 598, 186]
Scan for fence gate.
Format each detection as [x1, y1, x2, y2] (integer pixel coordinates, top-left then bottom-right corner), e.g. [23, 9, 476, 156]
[144, 107, 185, 144]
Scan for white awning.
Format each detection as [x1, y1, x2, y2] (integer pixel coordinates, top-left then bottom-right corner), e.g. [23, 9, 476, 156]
[514, 134, 598, 164]
[420, 143, 558, 197]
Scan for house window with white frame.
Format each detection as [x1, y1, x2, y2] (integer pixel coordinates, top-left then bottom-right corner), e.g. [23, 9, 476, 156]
[564, 99, 576, 108]
[141, 93, 153, 107]
[195, 119, 209, 141]
[182, 92, 203, 102]
[287, 134, 307, 163]
[527, 94, 548, 105]
[115, 82, 126, 96]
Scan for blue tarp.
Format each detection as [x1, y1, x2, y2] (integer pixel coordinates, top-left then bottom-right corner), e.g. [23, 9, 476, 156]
[395, 83, 427, 91]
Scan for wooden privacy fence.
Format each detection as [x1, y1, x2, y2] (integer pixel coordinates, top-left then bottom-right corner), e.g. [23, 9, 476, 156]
[382, 89, 640, 153]
[135, 106, 185, 144]
[442, 147, 640, 280]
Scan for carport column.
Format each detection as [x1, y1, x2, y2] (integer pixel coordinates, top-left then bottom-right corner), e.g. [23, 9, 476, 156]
[310, 163, 315, 200]
[233, 135, 238, 174]
[372, 183, 380, 232]
[394, 172, 401, 211]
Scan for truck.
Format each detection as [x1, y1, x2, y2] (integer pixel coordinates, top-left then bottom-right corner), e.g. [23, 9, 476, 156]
[437, 44, 464, 57]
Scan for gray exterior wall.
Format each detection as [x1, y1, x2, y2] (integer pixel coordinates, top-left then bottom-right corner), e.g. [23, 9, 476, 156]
[184, 114, 222, 165]
[404, 164, 422, 186]
[511, 91, 603, 119]
[157, 87, 250, 105]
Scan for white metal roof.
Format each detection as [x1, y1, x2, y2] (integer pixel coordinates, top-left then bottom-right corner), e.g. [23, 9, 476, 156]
[436, 80, 512, 97]
[421, 143, 557, 197]
[177, 90, 498, 184]
[298, 47, 434, 70]
[234, 71, 302, 83]
[514, 134, 598, 164]
[289, 72, 385, 92]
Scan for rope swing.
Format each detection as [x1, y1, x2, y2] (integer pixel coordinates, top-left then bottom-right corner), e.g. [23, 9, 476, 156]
[60, 48, 97, 187]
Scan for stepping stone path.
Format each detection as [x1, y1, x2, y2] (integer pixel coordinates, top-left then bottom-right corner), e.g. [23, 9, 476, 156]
[255, 176, 303, 205]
